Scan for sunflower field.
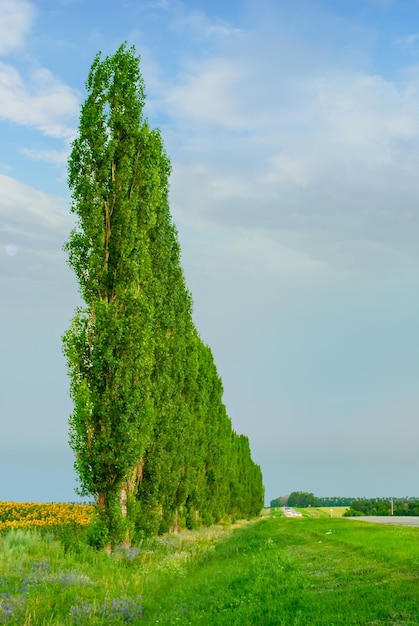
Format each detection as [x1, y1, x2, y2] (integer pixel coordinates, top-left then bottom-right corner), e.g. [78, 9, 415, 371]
[0, 502, 94, 530]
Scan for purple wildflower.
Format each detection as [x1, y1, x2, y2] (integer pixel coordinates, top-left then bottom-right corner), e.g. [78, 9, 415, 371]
[70, 596, 143, 624]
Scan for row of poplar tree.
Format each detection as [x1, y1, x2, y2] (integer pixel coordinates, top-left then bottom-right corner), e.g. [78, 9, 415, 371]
[63, 44, 264, 548]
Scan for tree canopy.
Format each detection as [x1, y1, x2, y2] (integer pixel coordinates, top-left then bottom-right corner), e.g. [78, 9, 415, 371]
[63, 44, 264, 548]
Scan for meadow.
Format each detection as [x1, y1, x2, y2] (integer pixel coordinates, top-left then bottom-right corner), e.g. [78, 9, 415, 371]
[1, 503, 419, 624]
[296, 506, 350, 518]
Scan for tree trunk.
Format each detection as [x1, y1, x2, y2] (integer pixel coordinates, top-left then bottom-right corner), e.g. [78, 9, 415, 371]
[97, 492, 112, 554]
[119, 459, 145, 547]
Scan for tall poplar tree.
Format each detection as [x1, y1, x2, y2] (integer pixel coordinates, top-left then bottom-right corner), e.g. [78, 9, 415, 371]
[63, 44, 170, 548]
[64, 44, 264, 547]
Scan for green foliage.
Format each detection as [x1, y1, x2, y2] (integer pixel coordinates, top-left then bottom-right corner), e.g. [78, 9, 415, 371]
[63, 43, 160, 545]
[272, 494, 419, 516]
[271, 494, 355, 508]
[315, 496, 354, 507]
[270, 495, 289, 508]
[344, 497, 419, 517]
[64, 43, 263, 548]
[85, 510, 111, 550]
[287, 491, 318, 507]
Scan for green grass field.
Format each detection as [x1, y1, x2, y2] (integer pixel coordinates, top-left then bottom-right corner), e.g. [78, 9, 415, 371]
[298, 506, 349, 518]
[270, 506, 349, 518]
[1, 514, 419, 624]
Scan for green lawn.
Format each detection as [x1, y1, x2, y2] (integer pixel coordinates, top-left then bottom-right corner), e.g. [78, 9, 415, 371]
[1, 516, 419, 624]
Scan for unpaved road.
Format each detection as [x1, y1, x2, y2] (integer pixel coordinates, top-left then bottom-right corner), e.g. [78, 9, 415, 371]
[347, 516, 419, 527]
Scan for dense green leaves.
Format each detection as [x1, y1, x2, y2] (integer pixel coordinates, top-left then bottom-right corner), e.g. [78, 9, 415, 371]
[344, 498, 419, 516]
[270, 493, 354, 508]
[64, 44, 264, 548]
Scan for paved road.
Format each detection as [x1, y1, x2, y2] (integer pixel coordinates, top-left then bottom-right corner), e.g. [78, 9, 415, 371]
[347, 516, 419, 527]
[283, 506, 302, 518]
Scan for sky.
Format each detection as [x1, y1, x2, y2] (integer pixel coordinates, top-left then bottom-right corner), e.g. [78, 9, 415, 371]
[1, 0, 419, 505]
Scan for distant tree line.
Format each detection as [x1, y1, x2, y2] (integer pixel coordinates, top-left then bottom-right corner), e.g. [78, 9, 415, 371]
[343, 498, 419, 517]
[270, 492, 354, 508]
[63, 44, 264, 549]
[270, 493, 419, 516]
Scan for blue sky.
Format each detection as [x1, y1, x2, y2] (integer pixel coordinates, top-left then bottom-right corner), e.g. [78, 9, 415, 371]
[1, 0, 419, 505]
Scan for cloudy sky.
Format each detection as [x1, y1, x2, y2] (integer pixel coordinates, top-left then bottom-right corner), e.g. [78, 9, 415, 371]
[1, 0, 419, 505]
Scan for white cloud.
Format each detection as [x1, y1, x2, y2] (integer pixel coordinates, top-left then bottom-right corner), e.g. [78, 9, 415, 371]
[136, 0, 241, 43]
[261, 154, 309, 188]
[0, 1, 79, 141]
[308, 71, 419, 150]
[165, 45, 419, 290]
[0, 174, 71, 247]
[140, 0, 171, 9]
[0, 173, 70, 229]
[229, 229, 332, 281]
[0, 0, 35, 55]
[0, 61, 79, 138]
[394, 33, 419, 49]
[165, 35, 419, 255]
[22, 147, 69, 165]
[0, 175, 74, 288]
[167, 58, 247, 129]
[171, 8, 241, 39]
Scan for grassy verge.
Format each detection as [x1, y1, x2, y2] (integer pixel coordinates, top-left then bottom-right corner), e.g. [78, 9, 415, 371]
[1, 515, 419, 624]
[144, 516, 419, 625]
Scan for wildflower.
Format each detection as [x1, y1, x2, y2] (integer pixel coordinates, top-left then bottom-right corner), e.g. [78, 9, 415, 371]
[0, 593, 25, 623]
[70, 596, 143, 624]
[0, 502, 94, 530]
